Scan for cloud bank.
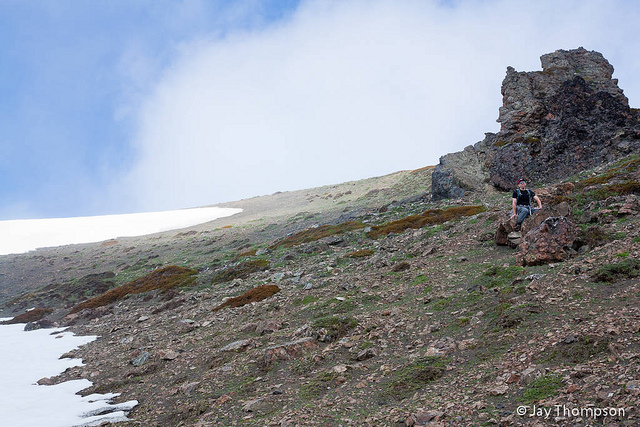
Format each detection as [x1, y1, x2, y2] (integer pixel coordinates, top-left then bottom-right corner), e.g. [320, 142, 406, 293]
[115, 0, 640, 213]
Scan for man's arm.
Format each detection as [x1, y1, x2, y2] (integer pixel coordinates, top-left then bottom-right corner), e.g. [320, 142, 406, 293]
[511, 198, 517, 218]
[533, 195, 542, 209]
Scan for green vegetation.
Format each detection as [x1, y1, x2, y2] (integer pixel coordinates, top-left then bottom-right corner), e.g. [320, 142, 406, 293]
[475, 265, 524, 289]
[539, 336, 609, 365]
[299, 372, 342, 400]
[519, 374, 564, 403]
[381, 357, 447, 401]
[592, 258, 640, 283]
[292, 295, 320, 306]
[409, 274, 429, 286]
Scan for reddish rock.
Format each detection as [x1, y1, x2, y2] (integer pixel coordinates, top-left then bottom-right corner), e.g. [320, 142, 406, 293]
[261, 337, 318, 369]
[517, 217, 576, 266]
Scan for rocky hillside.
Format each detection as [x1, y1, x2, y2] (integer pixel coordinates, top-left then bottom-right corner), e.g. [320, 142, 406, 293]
[1, 49, 639, 427]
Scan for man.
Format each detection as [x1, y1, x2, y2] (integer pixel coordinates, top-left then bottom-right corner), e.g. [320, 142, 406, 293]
[510, 178, 542, 231]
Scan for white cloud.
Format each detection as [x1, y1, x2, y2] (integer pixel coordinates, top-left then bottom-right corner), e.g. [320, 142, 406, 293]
[115, 0, 640, 212]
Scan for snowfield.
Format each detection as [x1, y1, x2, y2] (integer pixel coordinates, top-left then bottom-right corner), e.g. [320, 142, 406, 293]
[0, 206, 242, 255]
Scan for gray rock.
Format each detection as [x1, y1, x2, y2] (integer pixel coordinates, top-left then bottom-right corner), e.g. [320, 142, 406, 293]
[131, 351, 150, 367]
[219, 339, 255, 353]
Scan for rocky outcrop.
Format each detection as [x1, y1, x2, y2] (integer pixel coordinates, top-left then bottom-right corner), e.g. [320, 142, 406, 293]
[432, 47, 640, 199]
[495, 199, 572, 247]
[517, 216, 577, 266]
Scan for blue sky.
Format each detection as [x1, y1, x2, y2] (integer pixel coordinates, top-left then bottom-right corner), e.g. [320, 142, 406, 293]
[1, 0, 640, 220]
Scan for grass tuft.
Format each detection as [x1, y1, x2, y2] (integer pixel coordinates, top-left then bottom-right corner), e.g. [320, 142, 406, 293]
[592, 258, 640, 283]
[519, 374, 564, 403]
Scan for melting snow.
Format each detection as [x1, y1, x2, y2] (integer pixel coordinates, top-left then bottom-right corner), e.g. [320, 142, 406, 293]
[0, 320, 138, 426]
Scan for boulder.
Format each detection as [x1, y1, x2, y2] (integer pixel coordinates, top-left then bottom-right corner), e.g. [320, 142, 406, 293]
[495, 201, 572, 247]
[517, 217, 577, 266]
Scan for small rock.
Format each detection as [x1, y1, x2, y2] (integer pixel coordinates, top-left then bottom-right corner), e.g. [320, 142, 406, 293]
[242, 398, 266, 412]
[489, 384, 509, 395]
[219, 339, 255, 353]
[626, 380, 640, 394]
[215, 394, 232, 405]
[160, 350, 180, 360]
[392, 262, 411, 272]
[354, 348, 377, 361]
[261, 337, 318, 369]
[131, 351, 150, 367]
[270, 272, 285, 283]
[256, 320, 280, 335]
[180, 381, 200, 396]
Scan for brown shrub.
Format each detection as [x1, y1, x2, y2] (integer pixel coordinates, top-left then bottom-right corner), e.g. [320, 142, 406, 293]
[345, 249, 375, 258]
[69, 266, 198, 314]
[367, 205, 486, 239]
[1, 308, 53, 324]
[213, 285, 280, 311]
[271, 221, 366, 249]
[211, 259, 270, 284]
[234, 248, 257, 260]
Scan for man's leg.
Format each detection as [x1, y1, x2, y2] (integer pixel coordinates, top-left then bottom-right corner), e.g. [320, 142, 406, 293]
[516, 206, 529, 228]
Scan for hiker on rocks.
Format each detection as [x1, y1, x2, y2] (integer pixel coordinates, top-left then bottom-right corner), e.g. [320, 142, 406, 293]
[510, 178, 542, 231]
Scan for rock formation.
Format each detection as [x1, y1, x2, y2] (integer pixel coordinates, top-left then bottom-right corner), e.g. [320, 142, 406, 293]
[432, 47, 640, 200]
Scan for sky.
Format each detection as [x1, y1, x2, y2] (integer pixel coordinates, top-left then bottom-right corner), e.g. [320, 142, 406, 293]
[2, 0, 640, 221]
[0, 319, 138, 426]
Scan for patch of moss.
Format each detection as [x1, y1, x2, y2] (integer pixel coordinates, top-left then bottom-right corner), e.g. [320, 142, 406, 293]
[1, 308, 53, 324]
[540, 336, 609, 365]
[592, 258, 640, 283]
[312, 316, 358, 341]
[577, 226, 613, 248]
[345, 249, 374, 258]
[292, 295, 319, 306]
[587, 181, 640, 200]
[213, 284, 280, 311]
[519, 374, 564, 403]
[382, 357, 446, 401]
[270, 221, 366, 249]
[410, 274, 429, 286]
[367, 205, 486, 239]
[211, 259, 270, 284]
[314, 297, 355, 316]
[299, 372, 341, 400]
[575, 156, 640, 189]
[69, 266, 198, 314]
[475, 265, 524, 289]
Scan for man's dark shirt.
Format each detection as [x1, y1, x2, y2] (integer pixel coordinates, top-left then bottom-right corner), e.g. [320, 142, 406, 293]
[512, 189, 535, 206]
